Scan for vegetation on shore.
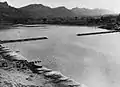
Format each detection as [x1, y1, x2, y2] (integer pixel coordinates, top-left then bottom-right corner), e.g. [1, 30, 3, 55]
[0, 1, 120, 30]
[7, 15, 120, 30]
[1, 13, 120, 30]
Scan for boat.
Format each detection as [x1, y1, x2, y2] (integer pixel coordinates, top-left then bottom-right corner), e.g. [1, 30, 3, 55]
[0, 37, 86, 87]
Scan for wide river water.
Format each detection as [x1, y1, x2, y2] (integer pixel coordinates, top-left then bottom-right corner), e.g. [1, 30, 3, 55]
[1, 24, 120, 87]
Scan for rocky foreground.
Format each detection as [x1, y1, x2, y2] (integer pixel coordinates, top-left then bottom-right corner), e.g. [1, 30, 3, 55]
[0, 45, 87, 87]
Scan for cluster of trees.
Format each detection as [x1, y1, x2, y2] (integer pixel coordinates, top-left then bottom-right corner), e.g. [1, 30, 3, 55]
[1, 10, 120, 29]
[19, 14, 120, 26]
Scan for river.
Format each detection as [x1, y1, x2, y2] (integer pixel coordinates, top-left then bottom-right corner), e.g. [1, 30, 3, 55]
[0, 24, 120, 87]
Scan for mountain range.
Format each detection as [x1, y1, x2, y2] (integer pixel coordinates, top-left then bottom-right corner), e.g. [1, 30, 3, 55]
[71, 7, 114, 16]
[19, 3, 115, 18]
[19, 4, 75, 18]
[0, 1, 116, 22]
[0, 2, 27, 21]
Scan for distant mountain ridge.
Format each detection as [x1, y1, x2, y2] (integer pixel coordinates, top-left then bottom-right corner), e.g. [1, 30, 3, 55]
[19, 4, 75, 18]
[0, 2, 28, 23]
[0, 1, 9, 8]
[19, 4, 115, 18]
[71, 7, 114, 16]
[0, 1, 116, 23]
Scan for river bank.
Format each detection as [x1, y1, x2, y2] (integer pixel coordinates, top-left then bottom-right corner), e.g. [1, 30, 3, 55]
[0, 44, 85, 87]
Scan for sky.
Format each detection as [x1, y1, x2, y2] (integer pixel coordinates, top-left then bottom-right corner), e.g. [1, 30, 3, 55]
[1, 0, 120, 13]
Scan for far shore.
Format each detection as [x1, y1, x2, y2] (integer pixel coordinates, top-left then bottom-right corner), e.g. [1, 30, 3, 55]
[0, 22, 118, 31]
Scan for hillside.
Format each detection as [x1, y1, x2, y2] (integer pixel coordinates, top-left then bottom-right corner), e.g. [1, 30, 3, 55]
[19, 4, 53, 19]
[52, 6, 74, 17]
[0, 2, 28, 23]
[20, 4, 75, 18]
[0, 1, 116, 25]
[19, 4, 114, 19]
[71, 7, 114, 16]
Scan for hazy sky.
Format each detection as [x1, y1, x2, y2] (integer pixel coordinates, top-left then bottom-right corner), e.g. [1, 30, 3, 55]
[1, 0, 120, 12]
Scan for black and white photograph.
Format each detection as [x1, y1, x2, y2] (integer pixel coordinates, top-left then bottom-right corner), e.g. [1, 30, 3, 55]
[0, 0, 120, 87]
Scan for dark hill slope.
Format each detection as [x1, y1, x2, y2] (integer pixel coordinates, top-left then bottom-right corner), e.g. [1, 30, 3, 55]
[19, 4, 53, 19]
[71, 7, 114, 16]
[52, 6, 75, 17]
[20, 4, 75, 18]
[0, 2, 28, 23]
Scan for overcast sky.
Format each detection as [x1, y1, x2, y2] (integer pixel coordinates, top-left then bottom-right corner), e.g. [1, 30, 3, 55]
[1, 0, 120, 12]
